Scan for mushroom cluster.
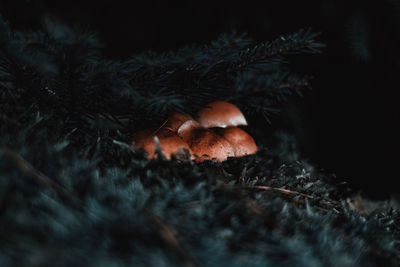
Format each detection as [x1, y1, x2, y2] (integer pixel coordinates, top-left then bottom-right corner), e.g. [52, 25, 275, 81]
[133, 101, 258, 162]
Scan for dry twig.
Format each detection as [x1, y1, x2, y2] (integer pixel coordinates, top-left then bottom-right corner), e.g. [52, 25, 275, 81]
[242, 185, 333, 213]
[143, 209, 197, 267]
[1, 147, 84, 210]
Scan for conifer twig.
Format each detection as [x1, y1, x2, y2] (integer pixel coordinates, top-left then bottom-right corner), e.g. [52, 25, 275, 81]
[2, 147, 69, 197]
[143, 209, 197, 267]
[242, 185, 333, 212]
[244, 185, 314, 198]
[225, 80, 309, 102]
[1, 147, 84, 210]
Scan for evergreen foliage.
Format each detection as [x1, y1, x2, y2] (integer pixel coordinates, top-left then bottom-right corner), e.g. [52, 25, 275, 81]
[1, 16, 323, 150]
[1, 15, 399, 267]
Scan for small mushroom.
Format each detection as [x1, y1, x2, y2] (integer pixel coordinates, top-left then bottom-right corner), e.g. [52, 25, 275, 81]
[176, 119, 202, 136]
[164, 112, 194, 132]
[177, 120, 235, 162]
[215, 126, 258, 157]
[196, 101, 248, 128]
[133, 101, 257, 162]
[133, 127, 192, 159]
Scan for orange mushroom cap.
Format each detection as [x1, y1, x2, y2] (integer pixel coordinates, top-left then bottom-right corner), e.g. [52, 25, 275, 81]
[133, 102, 256, 162]
[177, 120, 235, 162]
[215, 126, 258, 157]
[196, 101, 248, 128]
[176, 119, 202, 137]
[164, 112, 194, 132]
[133, 127, 192, 159]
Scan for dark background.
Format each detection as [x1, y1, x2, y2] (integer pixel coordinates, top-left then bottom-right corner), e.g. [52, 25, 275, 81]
[0, 0, 398, 197]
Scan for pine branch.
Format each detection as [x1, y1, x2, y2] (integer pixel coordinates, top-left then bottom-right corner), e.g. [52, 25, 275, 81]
[1, 15, 324, 156]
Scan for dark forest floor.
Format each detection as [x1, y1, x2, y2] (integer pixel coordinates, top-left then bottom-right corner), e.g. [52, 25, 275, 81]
[1, 113, 400, 266]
